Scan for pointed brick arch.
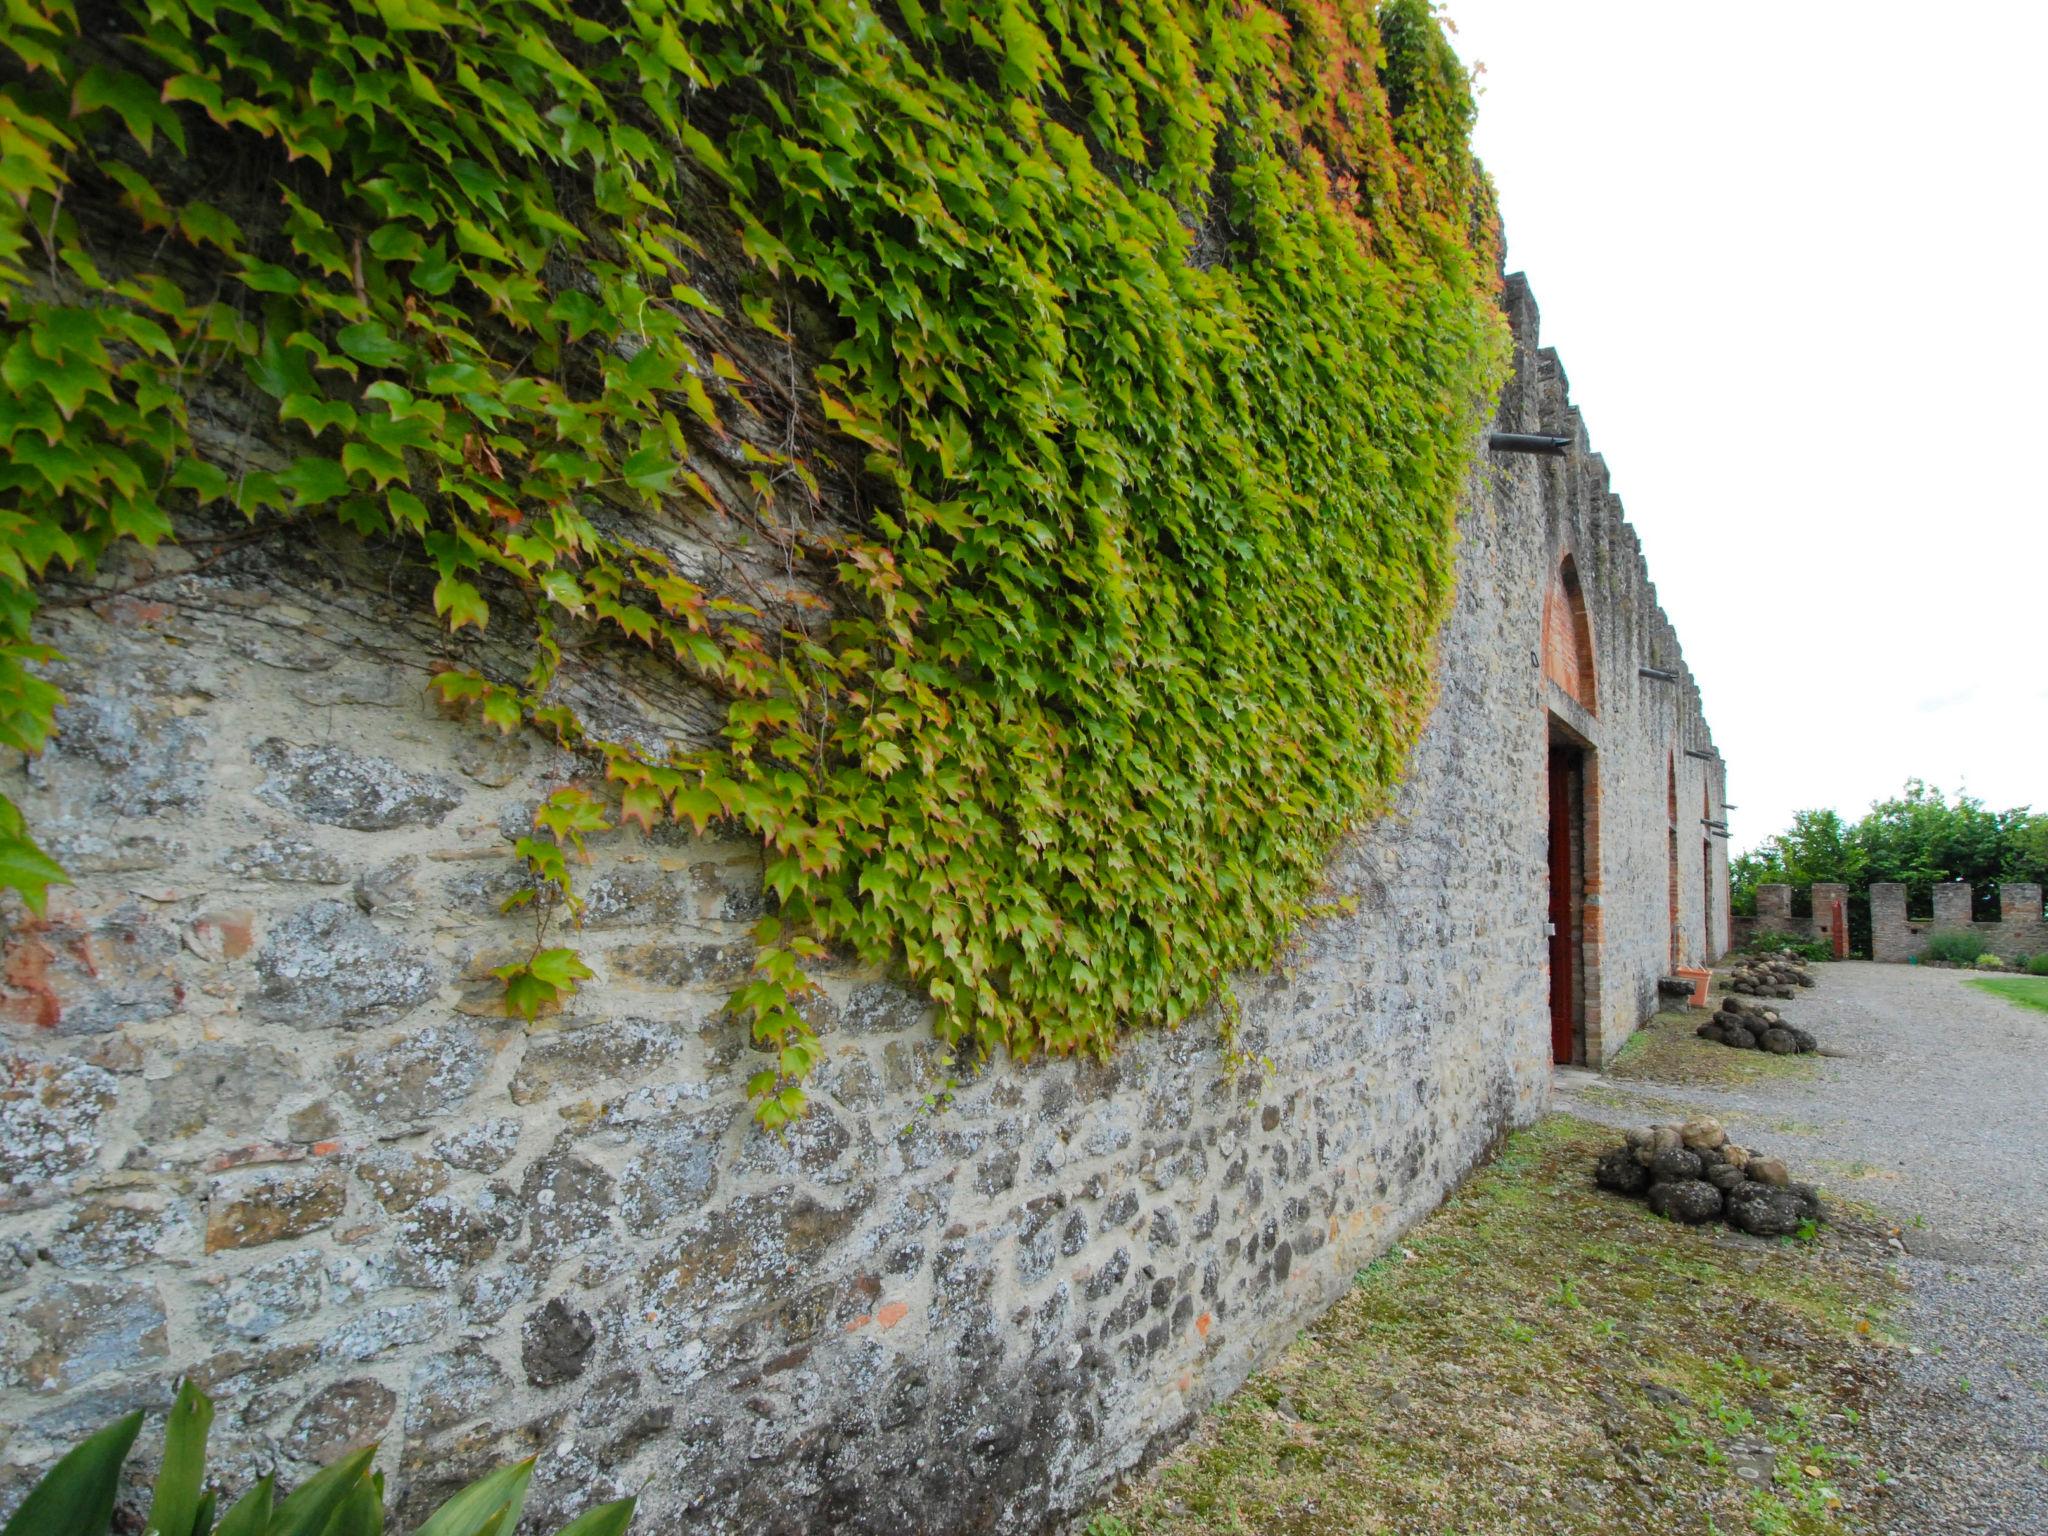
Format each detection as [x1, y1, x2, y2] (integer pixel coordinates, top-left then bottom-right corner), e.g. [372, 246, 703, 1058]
[1543, 555, 1596, 711]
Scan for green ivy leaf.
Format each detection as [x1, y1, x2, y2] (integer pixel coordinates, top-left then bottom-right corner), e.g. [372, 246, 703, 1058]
[335, 322, 408, 369]
[433, 574, 489, 632]
[71, 66, 186, 154]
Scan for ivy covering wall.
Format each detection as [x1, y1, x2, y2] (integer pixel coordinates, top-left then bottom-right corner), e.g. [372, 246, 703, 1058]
[0, 0, 1507, 1122]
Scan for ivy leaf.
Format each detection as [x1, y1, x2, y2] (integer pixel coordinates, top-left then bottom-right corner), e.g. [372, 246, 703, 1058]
[176, 202, 240, 255]
[169, 458, 232, 505]
[433, 575, 489, 632]
[281, 393, 359, 439]
[496, 965, 555, 1020]
[342, 440, 407, 489]
[493, 948, 594, 1020]
[546, 290, 606, 342]
[336, 322, 408, 369]
[279, 456, 350, 505]
[71, 66, 186, 154]
[618, 781, 666, 830]
[670, 785, 722, 831]
[367, 223, 425, 262]
[0, 796, 68, 916]
[529, 947, 596, 990]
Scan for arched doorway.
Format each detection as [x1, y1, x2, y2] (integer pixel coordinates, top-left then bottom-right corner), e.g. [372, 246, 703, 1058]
[1544, 555, 1599, 1065]
[1543, 556, 1596, 712]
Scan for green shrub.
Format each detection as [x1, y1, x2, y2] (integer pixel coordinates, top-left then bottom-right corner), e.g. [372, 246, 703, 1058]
[1, 1383, 632, 1536]
[2027, 954, 2048, 977]
[1923, 931, 1987, 965]
[1743, 931, 1830, 963]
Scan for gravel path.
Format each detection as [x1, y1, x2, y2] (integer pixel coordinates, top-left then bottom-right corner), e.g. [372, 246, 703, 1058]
[1555, 961, 2048, 1536]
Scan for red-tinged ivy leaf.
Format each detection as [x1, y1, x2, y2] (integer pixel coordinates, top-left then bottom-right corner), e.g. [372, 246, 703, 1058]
[763, 856, 802, 904]
[5, 346, 109, 420]
[427, 669, 488, 704]
[670, 785, 722, 831]
[159, 73, 226, 118]
[176, 202, 239, 255]
[534, 787, 608, 840]
[433, 574, 488, 632]
[680, 372, 720, 429]
[480, 690, 523, 733]
[618, 781, 666, 831]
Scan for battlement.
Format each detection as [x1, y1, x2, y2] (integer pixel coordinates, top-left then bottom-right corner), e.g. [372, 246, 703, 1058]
[1736, 881, 2047, 964]
[1870, 881, 2046, 963]
[1741, 883, 1852, 958]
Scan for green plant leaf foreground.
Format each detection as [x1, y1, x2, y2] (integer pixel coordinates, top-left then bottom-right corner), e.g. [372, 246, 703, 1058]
[0, 0, 1509, 1123]
[2, 1386, 630, 1535]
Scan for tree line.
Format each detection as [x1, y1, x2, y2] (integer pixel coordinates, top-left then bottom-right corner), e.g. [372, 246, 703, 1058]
[1732, 780, 2048, 917]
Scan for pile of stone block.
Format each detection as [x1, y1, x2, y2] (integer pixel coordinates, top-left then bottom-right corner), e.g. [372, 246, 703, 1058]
[1726, 951, 1816, 998]
[1594, 1118, 1823, 1236]
[1696, 995, 1818, 1054]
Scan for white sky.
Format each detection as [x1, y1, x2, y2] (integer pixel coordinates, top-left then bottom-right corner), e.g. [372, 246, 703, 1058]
[1445, 2, 2047, 852]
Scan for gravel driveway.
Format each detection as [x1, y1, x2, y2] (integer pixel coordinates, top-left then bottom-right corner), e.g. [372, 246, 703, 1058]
[1556, 961, 2048, 1536]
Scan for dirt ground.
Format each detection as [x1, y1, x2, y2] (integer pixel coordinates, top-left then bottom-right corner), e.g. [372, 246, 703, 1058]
[1086, 961, 2047, 1536]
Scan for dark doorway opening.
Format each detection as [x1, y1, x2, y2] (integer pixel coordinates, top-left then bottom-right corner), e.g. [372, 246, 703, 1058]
[1667, 754, 1681, 970]
[1548, 741, 1587, 1065]
[1702, 839, 1715, 963]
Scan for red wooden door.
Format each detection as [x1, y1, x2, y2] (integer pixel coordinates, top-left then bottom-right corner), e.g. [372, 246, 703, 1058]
[1548, 749, 1576, 1064]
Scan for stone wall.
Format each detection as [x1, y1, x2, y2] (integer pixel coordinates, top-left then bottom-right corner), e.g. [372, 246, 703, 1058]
[1870, 882, 2047, 963]
[1729, 883, 1851, 958]
[1732, 882, 2048, 964]
[0, 276, 1723, 1532]
[1512, 292, 1730, 1062]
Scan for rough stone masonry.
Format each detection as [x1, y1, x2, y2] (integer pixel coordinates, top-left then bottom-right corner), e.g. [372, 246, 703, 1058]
[0, 276, 1726, 1533]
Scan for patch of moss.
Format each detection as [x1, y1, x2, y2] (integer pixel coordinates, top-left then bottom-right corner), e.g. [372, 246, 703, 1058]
[1610, 1011, 1820, 1089]
[1093, 1116, 1898, 1536]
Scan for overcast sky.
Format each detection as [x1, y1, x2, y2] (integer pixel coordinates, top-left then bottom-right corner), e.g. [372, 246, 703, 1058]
[1445, 2, 2045, 852]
